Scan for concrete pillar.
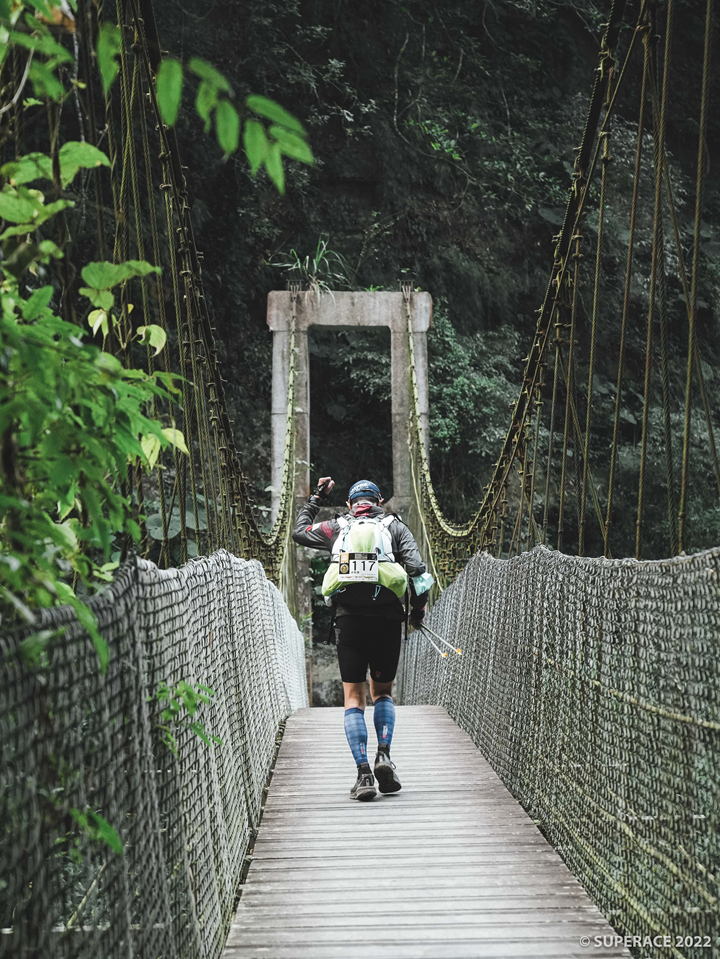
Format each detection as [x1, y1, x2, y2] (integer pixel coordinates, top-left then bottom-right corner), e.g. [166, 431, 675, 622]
[413, 326, 431, 453]
[293, 329, 311, 504]
[270, 329, 291, 522]
[389, 327, 411, 515]
[267, 291, 432, 617]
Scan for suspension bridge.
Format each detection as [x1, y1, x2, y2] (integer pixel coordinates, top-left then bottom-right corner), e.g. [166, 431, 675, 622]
[2, 0, 720, 957]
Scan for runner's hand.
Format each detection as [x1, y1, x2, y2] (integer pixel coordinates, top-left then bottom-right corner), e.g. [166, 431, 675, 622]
[311, 476, 335, 502]
[410, 608, 426, 627]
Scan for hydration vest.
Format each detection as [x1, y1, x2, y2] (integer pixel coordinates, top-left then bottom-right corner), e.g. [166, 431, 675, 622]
[321, 514, 408, 605]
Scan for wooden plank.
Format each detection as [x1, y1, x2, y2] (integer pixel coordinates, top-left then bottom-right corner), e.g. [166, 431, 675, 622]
[223, 945, 620, 959]
[225, 922, 619, 944]
[222, 706, 630, 959]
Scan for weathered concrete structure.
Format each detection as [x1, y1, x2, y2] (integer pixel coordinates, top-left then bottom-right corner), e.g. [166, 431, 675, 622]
[267, 290, 432, 625]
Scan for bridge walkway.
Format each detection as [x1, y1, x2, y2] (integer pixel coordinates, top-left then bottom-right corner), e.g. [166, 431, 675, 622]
[222, 705, 630, 958]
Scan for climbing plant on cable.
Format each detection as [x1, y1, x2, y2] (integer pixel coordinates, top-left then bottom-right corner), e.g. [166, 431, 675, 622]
[0, 0, 313, 856]
[0, 0, 313, 642]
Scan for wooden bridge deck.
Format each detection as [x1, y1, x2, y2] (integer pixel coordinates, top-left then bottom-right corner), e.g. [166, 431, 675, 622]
[222, 705, 630, 959]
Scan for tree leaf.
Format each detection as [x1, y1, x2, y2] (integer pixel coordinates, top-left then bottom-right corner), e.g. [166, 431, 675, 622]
[58, 141, 110, 187]
[243, 119, 267, 175]
[183, 496, 207, 530]
[19, 629, 57, 667]
[80, 288, 114, 311]
[195, 80, 217, 133]
[189, 721, 211, 746]
[96, 22, 121, 95]
[9, 28, 73, 63]
[81, 260, 160, 289]
[23, 0, 56, 20]
[268, 125, 314, 164]
[162, 427, 189, 456]
[88, 308, 109, 336]
[156, 57, 183, 126]
[0, 187, 41, 223]
[88, 811, 123, 855]
[0, 188, 73, 228]
[38, 238, 63, 258]
[70, 807, 124, 855]
[51, 520, 78, 553]
[27, 60, 64, 100]
[146, 508, 182, 539]
[1, 152, 53, 186]
[140, 434, 162, 469]
[215, 100, 239, 155]
[22, 284, 53, 320]
[136, 324, 166, 356]
[264, 142, 285, 195]
[246, 94, 305, 135]
[187, 57, 230, 91]
[55, 581, 108, 672]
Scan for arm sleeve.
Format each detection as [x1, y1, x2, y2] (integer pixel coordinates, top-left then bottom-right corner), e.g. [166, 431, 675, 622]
[393, 521, 426, 578]
[291, 501, 336, 551]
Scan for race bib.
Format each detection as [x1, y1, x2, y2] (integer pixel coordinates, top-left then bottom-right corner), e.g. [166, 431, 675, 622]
[337, 552, 378, 583]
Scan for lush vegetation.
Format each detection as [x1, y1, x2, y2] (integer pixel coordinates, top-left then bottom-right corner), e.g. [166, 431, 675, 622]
[0, 0, 315, 861]
[2, 0, 720, 650]
[0, 0, 315, 647]
[150, 0, 720, 559]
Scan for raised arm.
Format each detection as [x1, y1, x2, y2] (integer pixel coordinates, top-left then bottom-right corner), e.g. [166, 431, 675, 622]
[291, 475, 337, 550]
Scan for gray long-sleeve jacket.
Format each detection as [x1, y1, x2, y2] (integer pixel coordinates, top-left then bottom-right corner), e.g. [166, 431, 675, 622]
[292, 501, 429, 621]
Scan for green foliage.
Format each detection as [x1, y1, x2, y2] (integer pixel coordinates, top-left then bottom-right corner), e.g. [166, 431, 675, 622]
[246, 94, 304, 133]
[2, 1, 311, 193]
[154, 680, 222, 755]
[0, 256, 182, 662]
[2, 142, 110, 189]
[136, 323, 167, 356]
[69, 807, 123, 856]
[272, 236, 351, 294]
[427, 307, 519, 520]
[153, 54, 314, 192]
[0, 114, 186, 664]
[155, 56, 183, 125]
[79, 259, 161, 312]
[407, 115, 464, 161]
[216, 99, 240, 155]
[96, 22, 121, 94]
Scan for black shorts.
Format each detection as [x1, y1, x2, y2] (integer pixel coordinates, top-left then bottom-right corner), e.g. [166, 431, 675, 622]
[335, 616, 402, 684]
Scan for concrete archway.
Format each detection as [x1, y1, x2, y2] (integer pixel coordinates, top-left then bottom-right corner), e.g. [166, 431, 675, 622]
[267, 289, 432, 623]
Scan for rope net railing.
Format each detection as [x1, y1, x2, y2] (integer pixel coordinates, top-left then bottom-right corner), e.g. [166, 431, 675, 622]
[398, 545, 720, 957]
[1, 550, 308, 959]
[407, 0, 720, 587]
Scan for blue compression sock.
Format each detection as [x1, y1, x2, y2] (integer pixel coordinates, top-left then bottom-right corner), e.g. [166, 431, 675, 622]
[373, 696, 396, 750]
[344, 708, 368, 766]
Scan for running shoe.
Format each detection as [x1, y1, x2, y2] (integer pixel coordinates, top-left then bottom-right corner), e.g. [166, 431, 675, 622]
[350, 765, 376, 801]
[374, 747, 402, 793]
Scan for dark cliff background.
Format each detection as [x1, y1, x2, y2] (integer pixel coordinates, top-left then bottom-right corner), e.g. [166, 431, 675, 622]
[152, 0, 720, 557]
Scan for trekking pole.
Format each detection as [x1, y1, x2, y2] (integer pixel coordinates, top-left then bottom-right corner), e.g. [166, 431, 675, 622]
[415, 628, 447, 659]
[419, 623, 462, 656]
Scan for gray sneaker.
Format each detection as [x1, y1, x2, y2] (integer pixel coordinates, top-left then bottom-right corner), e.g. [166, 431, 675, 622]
[374, 747, 402, 793]
[350, 765, 376, 801]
